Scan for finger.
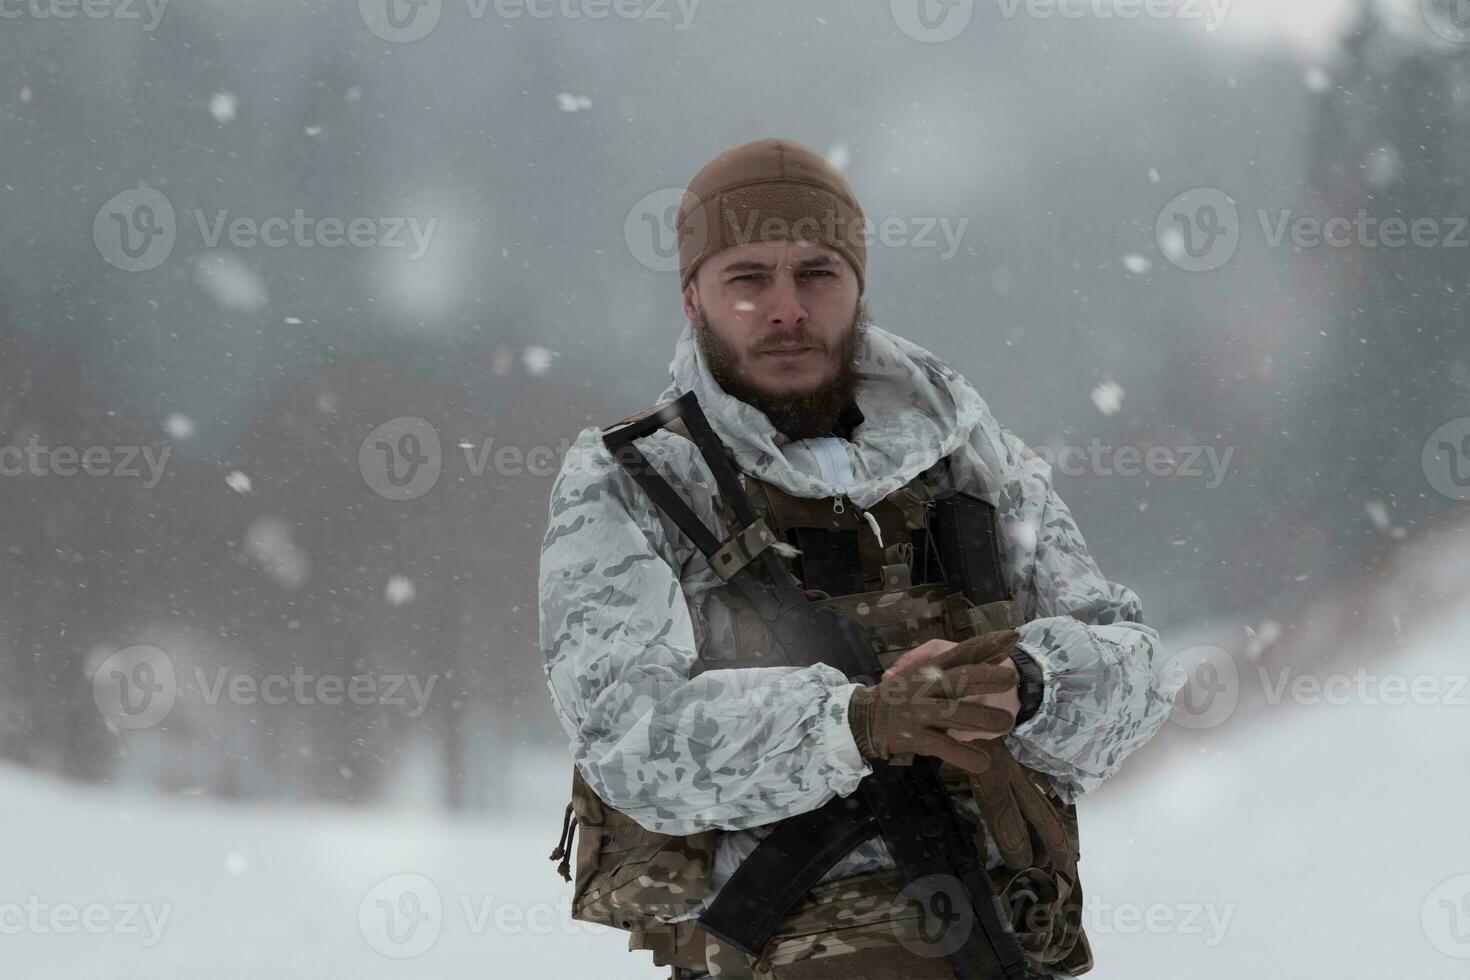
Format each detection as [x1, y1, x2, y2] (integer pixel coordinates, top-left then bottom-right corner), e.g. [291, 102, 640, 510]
[970, 774, 1033, 869]
[916, 698, 1016, 735]
[1009, 770, 1071, 861]
[884, 639, 957, 678]
[910, 733, 1002, 775]
[946, 726, 1008, 742]
[942, 661, 1020, 697]
[933, 629, 1020, 670]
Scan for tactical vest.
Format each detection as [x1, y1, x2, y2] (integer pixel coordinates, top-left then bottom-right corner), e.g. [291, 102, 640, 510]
[548, 409, 1094, 978]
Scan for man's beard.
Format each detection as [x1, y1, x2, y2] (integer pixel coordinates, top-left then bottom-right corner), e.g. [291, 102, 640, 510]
[694, 300, 872, 441]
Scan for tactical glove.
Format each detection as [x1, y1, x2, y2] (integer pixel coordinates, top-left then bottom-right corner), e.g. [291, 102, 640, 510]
[847, 629, 1021, 775]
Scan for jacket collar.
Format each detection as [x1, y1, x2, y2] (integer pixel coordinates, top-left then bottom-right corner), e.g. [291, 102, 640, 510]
[658, 320, 1000, 511]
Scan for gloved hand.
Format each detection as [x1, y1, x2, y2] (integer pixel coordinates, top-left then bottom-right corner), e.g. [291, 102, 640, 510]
[967, 737, 1073, 871]
[847, 630, 1021, 775]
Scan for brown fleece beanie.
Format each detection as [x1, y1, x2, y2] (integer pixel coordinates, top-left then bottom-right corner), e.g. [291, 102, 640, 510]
[677, 138, 867, 294]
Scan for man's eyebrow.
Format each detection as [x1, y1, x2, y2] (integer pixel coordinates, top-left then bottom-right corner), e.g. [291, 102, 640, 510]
[718, 255, 839, 274]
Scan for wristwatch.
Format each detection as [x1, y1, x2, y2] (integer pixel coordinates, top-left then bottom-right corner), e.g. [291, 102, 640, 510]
[1010, 648, 1045, 727]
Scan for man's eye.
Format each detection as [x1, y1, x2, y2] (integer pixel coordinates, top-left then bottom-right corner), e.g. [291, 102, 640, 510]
[801, 270, 833, 279]
[731, 274, 763, 282]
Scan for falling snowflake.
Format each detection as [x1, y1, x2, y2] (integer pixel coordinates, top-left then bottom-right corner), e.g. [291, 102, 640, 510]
[385, 575, 416, 606]
[225, 471, 252, 494]
[1122, 253, 1152, 274]
[522, 345, 558, 376]
[163, 413, 196, 440]
[555, 93, 592, 113]
[1090, 380, 1125, 416]
[193, 252, 269, 313]
[826, 142, 851, 172]
[223, 852, 250, 875]
[244, 516, 310, 590]
[1302, 67, 1330, 93]
[209, 92, 238, 124]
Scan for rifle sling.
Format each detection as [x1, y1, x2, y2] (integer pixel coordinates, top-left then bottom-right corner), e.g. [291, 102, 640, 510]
[697, 795, 878, 957]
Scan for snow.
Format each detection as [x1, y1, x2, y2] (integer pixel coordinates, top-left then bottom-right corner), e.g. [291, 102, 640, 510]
[1083, 599, 1470, 977]
[12, 596, 1469, 976]
[522, 345, 558, 377]
[6, 595, 1469, 975]
[162, 413, 195, 441]
[1090, 379, 1125, 416]
[384, 575, 416, 606]
[1122, 253, 1152, 274]
[193, 252, 269, 313]
[209, 92, 238, 124]
[555, 93, 592, 113]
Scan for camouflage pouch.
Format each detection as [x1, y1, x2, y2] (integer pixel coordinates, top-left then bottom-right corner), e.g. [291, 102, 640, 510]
[552, 765, 718, 930]
[701, 867, 943, 979]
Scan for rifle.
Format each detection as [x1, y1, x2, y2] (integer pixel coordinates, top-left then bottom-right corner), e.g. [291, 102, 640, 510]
[602, 390, 1040, 979]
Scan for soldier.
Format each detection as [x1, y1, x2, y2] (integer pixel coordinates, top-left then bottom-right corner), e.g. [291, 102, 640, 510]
[540, 138, 1187, 979]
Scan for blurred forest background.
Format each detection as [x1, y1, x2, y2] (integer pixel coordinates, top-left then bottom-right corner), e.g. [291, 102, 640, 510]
[1, 0, 1467, 812]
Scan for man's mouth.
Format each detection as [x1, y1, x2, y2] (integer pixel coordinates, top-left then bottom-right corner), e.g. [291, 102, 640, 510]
[760, 346, 814, 358]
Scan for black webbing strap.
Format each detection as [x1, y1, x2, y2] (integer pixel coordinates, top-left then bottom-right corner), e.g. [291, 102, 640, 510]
[602, 391, 804, 606]
[697, 795, 877, 955]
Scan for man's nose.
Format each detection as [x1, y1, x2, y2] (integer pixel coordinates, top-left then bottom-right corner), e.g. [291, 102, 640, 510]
[766, 271, 807, 327]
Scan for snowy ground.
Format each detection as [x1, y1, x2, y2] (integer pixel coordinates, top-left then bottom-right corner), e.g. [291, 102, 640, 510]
[5, 599, 1467, 978]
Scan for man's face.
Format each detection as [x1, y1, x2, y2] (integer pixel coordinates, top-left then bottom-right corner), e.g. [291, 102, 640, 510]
[683, 240, 868, 440]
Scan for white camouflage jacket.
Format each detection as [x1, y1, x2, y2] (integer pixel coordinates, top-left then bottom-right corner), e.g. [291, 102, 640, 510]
[539, 321, 1186, 905]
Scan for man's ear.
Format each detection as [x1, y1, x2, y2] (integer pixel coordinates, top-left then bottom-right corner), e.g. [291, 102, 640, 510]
[682, 281, 699, 326]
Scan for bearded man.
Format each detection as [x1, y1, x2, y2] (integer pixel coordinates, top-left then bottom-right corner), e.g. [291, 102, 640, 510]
[539, 138, 1186, 979]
